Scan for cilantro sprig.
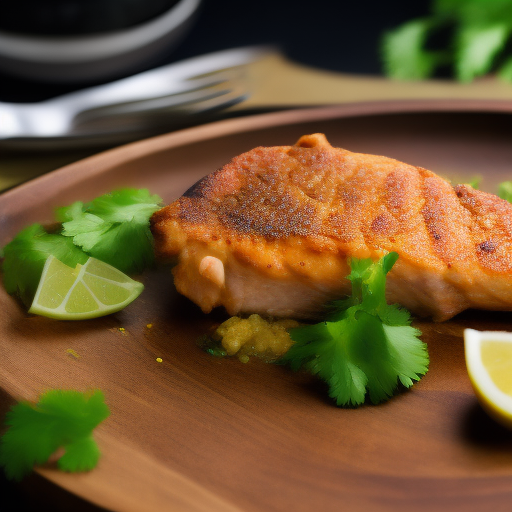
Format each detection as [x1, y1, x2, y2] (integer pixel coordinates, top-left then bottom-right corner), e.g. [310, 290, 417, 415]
[381, 0, 512, 82]
[0, 390, 109, 481]
[57, 188, 162, 274]
[280, 253, 429, 406]
[1, 188, 162, 306]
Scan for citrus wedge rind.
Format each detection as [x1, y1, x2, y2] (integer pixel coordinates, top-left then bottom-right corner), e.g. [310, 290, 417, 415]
[464, 328, 512, 429]
[29, 255, 144, 320]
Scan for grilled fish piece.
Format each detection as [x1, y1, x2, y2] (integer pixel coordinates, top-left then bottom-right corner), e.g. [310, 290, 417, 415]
[151, 133, 512, 321]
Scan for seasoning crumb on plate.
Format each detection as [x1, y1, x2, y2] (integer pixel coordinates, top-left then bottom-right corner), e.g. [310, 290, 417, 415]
[66, 348, 80, 359]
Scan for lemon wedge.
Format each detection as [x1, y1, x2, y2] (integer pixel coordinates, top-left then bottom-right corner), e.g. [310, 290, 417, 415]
[464, 328, 512, 428]
[29, 255, 144, 320]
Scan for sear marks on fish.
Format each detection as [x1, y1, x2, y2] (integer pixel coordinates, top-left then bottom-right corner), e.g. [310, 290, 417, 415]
[150, 133, 512, 321]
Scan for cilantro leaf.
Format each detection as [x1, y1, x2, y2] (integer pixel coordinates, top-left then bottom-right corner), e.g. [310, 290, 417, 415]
[381, 18, 446, 80]
[498, 180, 512, 203]
[280, 253, 429, 406]
[1, 224, 88, 306]
[455, 23, 509, 82]
[58, 188, 163, 274]
[58, 436, 101, 472]
[0, 390, 109, 481]
[434, 0, 512, 25]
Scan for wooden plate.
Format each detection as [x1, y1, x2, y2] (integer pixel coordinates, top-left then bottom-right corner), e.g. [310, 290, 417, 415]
[2, 105, 512, 512]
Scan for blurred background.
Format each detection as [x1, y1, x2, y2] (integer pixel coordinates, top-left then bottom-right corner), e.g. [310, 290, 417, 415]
[0, 0, 441, 197]
[0, 0, 433, 510]
[0, 0, 430, 101]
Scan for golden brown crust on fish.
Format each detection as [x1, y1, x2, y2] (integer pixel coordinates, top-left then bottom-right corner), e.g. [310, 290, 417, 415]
[151, 133, 512, 321]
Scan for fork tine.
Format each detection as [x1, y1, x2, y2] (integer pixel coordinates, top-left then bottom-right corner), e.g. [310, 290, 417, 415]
[70, 79, 249, 135]
[185, 65, 246, 84]
[170, 81, 249, 116]
[72, 67, 248, 127]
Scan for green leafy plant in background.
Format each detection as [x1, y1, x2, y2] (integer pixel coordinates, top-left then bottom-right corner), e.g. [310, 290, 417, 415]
[382, 0, 512, 82]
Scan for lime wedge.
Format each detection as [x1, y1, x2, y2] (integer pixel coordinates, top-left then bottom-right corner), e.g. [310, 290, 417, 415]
[29, 255, 144, 320]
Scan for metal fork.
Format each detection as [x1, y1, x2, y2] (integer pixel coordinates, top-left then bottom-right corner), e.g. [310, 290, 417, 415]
[0, 46, 272, 141]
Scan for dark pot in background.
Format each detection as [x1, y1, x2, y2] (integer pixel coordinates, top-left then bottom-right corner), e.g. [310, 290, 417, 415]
[0, 0, 181, 35]
[0, 0, 202, 83]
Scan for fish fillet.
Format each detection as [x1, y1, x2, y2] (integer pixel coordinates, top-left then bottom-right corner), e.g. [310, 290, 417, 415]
[150, 133, 512, 321]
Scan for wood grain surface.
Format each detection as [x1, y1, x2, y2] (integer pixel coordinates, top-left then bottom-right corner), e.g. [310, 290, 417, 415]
[2, 106, 512, 511]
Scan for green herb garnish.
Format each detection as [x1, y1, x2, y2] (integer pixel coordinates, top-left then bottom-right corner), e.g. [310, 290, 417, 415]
[2, 224, 88, 306]
[58, 188, 162, 275]
[498, 180, 512, 203]
[468, 176, 481, 189]
[280, 253, 429, 406]
[1, 188, 162, 307]
[382, 0, 512, 82]
[0, 390, 109, 481]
